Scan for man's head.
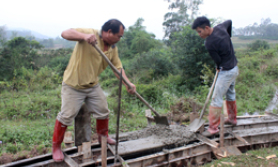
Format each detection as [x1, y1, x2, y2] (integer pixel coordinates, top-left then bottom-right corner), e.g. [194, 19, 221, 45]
[192, 16, 212, 39]
[101, 19, 125, 45]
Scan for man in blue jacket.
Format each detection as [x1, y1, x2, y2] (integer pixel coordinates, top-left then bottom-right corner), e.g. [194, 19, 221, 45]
[192, 16, 239, 136]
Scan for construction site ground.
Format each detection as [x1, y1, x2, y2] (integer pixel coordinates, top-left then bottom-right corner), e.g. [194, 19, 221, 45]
[1, 97, 278, 166]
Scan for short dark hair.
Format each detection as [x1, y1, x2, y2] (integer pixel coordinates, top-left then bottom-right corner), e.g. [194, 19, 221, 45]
[101, 19, 125, 34]
[192, 16, 211, 29]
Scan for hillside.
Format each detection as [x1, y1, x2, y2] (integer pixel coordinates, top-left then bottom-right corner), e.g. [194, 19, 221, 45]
[232, 37, 278, 49]
[6, 28, 51, 39]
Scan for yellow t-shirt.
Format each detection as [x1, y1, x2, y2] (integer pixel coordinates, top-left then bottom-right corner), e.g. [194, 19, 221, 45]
[63, 28, 123, 89]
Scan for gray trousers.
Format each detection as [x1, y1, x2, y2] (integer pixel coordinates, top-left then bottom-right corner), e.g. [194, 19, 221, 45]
[57, 82, 110, 126]
[211, 66, 239, 107]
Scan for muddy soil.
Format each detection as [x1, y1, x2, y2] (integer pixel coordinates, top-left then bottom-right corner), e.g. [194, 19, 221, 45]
[168, 97, 202, 124]
[0, 146, 50, 165]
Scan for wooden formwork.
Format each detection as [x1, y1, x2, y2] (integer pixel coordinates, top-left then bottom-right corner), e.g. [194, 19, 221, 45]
[2, 116, 278, 167]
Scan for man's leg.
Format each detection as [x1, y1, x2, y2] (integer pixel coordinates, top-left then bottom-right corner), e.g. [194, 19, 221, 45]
[225, 99, 237, 125]
[53, 83, 85, 162]
[225, 66, 239, 125]
[52, 120, 67, 162]
[203, 70, 235, 136]
[85, 84, 115, 145]
[205, 105, 222, 135]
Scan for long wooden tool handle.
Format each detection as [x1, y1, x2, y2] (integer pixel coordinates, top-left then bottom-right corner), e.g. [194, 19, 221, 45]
[93, 45, 160, 117]
[115, 69, 122, 164]
[265, 111, 278, 118]
[199, 70, 219, 119]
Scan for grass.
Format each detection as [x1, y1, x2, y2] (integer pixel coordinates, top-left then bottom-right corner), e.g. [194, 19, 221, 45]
[203, 146, 278, 167]
[0, 119, 54, 155]
[0, 87, 61, 120]
[0, 87, 150, 156]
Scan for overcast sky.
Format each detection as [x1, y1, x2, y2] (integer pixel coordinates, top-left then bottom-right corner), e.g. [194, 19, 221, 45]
[1, 0, 278, 39]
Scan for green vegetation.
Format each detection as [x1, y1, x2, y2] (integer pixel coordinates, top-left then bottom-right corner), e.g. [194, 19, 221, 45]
[0, 0, 278, 165]
[248, 40, 270, 51]
[204, 146, 278, 167]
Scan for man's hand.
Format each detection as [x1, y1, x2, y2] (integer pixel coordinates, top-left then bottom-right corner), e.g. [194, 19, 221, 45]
[84, 34, 97, 46]
[126, 83, 136, 94]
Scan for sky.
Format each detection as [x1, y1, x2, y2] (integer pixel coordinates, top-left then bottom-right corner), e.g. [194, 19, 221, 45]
[1, 0, 278, 39]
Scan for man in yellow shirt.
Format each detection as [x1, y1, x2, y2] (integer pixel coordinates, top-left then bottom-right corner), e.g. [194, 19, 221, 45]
[52, 19, 136, 162]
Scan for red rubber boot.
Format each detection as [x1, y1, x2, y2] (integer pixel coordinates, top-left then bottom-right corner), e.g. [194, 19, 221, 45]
[52, 120, 67, 162]
[97, 118, 116, 145]
[202, 106, 222, 136]
[225, 100, 237, 125]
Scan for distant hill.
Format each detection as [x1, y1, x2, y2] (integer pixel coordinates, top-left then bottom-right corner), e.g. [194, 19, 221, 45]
[2, 27, 75, 48]
[6, 27, 51, 39]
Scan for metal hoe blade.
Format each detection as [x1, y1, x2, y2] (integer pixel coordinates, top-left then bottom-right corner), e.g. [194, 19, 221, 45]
[188, 119, 206, 132]
[154, 116, 169, 126]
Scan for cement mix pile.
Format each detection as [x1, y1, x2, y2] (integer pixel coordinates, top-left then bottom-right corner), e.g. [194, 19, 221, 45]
[118, 125, 197, 146]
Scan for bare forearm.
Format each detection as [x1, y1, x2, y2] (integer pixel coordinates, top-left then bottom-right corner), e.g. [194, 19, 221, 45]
[113, 68, 136, 94]
[113, 68, 131, 87]
[61, 29, 86, 41]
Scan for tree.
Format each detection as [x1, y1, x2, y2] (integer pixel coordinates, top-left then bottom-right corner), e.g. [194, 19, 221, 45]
[233, 18, 278, 39]
[117, 18, 163, 58]
[130, 31, 156, 54]
[40, 38, 54, 48]
[169, 26, 214, 89]
[126, 48, 175, 83]
[0, 37, 43, 80]
[163, 0, 203, 39]
[0, 25, 7, 47]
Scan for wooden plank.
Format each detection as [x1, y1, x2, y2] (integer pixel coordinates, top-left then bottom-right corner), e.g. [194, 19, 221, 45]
[196, 134, 219, 148]
[101, 136, 107, 167]
[237, 115, 268, 119]
[64, 153, 79, 167]
[220, 114, 224, 147]
[226, 130, 249, 144]
[212, 146, 241, 159]
[78, 145, 82, 154]
[82, 142, 92, 163]
[223, 100, 228, 117]
[265, 111, 278, 118]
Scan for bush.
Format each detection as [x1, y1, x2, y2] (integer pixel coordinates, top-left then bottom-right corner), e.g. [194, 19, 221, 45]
[248, 40, 270, 51]
[126, 49, 176, 83]
[169, 26, 215, 89]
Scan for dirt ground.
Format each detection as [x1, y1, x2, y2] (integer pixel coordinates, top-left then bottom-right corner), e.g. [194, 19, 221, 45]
[168, 97, 203, 124]
[0, 146, 48, 165]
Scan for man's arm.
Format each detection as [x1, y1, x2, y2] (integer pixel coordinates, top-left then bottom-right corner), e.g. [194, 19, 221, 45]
[61, 29, 97, 45]
[208, 50, 221, 69]
[113, 68, 136, 94]
[222, 20, 232, 37]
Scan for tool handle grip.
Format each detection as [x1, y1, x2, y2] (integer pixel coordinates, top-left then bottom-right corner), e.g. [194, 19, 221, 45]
[199, 70, 219, 119]
[93, 45, 160, 117]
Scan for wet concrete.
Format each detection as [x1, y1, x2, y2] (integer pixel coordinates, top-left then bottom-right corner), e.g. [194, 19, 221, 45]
[235, 126, 278, 136]
[112, 125, 196, 155]
[237, 116, 277, 125]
